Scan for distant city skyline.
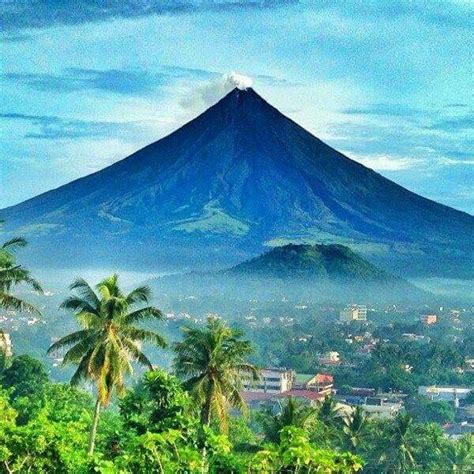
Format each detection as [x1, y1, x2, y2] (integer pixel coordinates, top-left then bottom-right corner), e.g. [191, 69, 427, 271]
[1, 0, 472, 213]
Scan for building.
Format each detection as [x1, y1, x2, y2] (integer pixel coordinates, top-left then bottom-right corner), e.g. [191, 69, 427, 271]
[0, 331, 12, 357]
[418, 386, 471, 403]
[304, 374, 334, 395]
[275, 390, 327, 407]
[339, 305, 367, 322]
[443, 422, 474, 440]
[361, 398, 403, 419]
[319, 351, 342, 366]
[421, 314, 437, 325]
[243, 367, 295, 393]
[295, 373, 334, 394]
[402, 333, 428, 342]
[242, 390, 344, 410]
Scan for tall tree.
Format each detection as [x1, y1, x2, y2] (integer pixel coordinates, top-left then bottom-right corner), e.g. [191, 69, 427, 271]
[0, 221, 42, 314]
[318, 395, 343, 427]
[173, 317, 258, 431]
[380, 412, 417, 472]
[47, 274, 166, 455]
[343, 405, 368, 453]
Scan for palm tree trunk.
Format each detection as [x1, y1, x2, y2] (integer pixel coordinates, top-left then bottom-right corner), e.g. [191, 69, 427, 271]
[88, 397, 101, 455]
[201, 385, 214, 425]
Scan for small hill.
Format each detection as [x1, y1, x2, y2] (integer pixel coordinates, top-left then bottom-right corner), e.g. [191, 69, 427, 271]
[228, 244, 394, 281]
[151, 244, 427, 304]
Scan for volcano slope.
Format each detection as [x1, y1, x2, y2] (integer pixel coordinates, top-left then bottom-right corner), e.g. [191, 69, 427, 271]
[1, 88, 472, 277]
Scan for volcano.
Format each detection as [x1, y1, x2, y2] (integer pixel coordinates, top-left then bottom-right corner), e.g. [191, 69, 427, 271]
[1, 88, 473, 277]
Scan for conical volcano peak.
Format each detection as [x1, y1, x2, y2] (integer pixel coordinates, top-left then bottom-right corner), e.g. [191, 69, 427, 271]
[219, 86, 264, 105]
[1, 77, 472, 278]
[209, 86, 279, 123]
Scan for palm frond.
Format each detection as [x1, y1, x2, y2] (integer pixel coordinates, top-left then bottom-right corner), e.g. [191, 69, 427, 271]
[61, 334, 99, 364]
[69, 278, 100, 307]
[70, 351, 94, 386]
[123, 306, 163, 324]
[47, 329, 92, 354]
[60, 296, 98, 315]
[122, 326, 167, 348]
[0, 291, 41, 315]
[54, 274, 166, 408]
[1, 237, 27, 252]
[122, 338, 153, 370]
[125, 285, 151, 306]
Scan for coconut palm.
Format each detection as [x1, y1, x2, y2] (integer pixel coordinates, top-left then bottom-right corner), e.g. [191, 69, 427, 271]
[0, 224, 42, 314]
[260, 397, 317, 443]
[173, 317, 258, 431]
[343, 405, 368, 453]
[47, 274, 166, 455]
[381, 412, 417, 472]
[318, 395, 343, 427]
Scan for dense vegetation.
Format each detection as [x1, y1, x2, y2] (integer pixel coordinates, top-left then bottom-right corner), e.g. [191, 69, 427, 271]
[0, 230, 473, 472]
[229, 244, 393, 281]
[1, 353, 472, 473]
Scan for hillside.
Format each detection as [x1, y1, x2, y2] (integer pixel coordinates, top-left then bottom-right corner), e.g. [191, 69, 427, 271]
[228, 244, 395, 281]
[151, 244, 427, 304]
[1, 87, 472, 277]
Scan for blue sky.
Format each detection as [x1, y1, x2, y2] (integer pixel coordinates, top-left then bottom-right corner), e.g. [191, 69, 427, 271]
[1, 0, 472, 213]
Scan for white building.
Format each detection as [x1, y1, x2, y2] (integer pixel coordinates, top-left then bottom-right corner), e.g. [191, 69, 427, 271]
[418, 386, 471, 403]
[319, 351, 342, 366]
[243, 367, 295, 393]
[340, 305, 367, 322]
[361, 401, 402, 419]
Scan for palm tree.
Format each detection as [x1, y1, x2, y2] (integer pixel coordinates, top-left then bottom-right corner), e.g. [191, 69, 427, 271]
[318, 395, 343, 427]
[343, 406, 368, 453]
[173, 317, 258, 432]
[47, 274, 166, 455]
[260, 397, 317, 443]
[381, 412, 417, 473]
[0, 223, 42, 314]
[441, 434, 474, 471]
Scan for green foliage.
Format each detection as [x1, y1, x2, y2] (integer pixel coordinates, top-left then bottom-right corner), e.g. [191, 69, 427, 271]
[0, 223, 42, 314]
[251, 426, 363, 473]
[1, 354, 472, 473]
[0, 354, 48, 399]
[48, 274, 167, 455]
[120, 369, 198, 436]
[257, 397, 317, 443]
[0, 385, 91, 473]
[406, 395, 455, 424]
[173, 317, 257, 431]
[342, 406, 369, 453]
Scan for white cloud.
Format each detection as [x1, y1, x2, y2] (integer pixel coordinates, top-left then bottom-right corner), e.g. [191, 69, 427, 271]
[345, 152, 423, 171]
[227, 72, 253, 90]
[437, 157, 474, 166]
[179, 71, 253, 114]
